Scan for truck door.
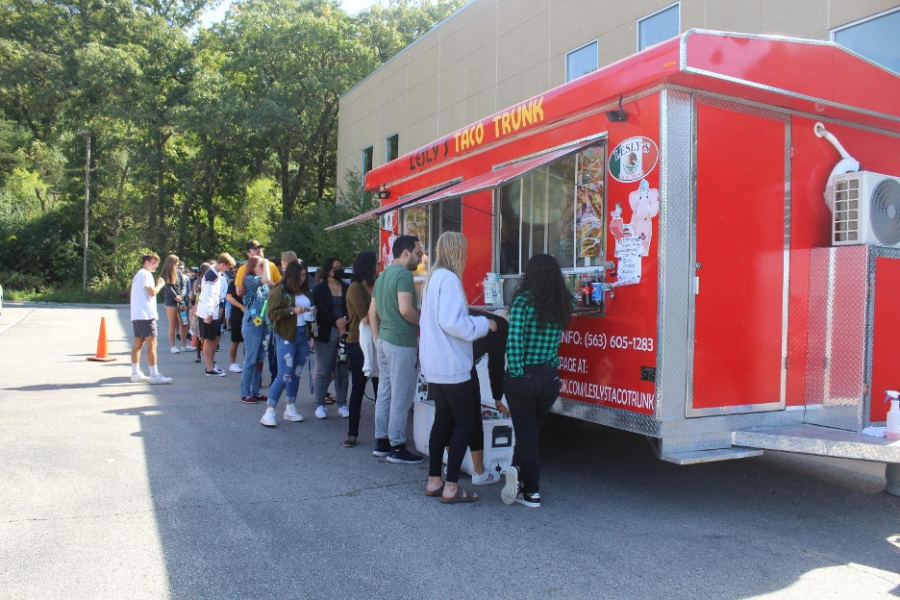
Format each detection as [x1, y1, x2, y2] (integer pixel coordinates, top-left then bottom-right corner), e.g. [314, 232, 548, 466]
[688, 101, 788, 415]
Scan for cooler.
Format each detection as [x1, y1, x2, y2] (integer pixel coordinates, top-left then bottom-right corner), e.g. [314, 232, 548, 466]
[413, 400, 515, 477]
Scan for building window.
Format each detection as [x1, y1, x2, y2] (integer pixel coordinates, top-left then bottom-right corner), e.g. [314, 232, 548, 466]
[362, 146, 373, 178]
[638, 3, 680, 52]
[385, 134, 399, 162]
[565, 41, 598, 83]
[498, 143, 606, 274]
[831, 8, 900, 75]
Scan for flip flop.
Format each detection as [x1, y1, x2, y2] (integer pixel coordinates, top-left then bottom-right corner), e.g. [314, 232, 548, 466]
[440, 487, 478, 504]
[424, 484, 445, 497]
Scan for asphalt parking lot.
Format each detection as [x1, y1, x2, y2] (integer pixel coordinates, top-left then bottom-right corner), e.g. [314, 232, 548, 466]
[1, 304, 898, 600]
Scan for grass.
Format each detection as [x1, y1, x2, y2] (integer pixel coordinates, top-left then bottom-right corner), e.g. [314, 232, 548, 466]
[4, 286, 127, 304]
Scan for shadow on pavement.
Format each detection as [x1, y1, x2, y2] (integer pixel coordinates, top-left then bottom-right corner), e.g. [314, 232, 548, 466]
[3, 377, 134, 392]
[107, 308, 900, 600]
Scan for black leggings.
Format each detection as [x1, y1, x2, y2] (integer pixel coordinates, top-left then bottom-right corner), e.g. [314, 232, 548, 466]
[428, 380, 478, 483]
[505, 363, 559, 494]
[467, 368, 484, 453]
[347, 341, 378, 438]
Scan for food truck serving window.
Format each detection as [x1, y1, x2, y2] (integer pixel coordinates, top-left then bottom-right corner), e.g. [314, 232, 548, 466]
[498, 143, 606, 274]
[401, 198, 462, 276]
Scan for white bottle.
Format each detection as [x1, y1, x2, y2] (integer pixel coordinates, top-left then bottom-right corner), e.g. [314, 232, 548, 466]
[483, 274, 494, 305]
[887, 390, 900, 440]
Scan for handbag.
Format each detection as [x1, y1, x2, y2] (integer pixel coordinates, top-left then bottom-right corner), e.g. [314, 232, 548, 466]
[359, 322, 378, 378]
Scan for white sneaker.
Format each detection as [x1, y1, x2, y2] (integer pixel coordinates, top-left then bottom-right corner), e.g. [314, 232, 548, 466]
[338, 405, 350, 418]
[149, 374, 173, 385]
[501, 466, 519, 506]
[283, 404, 304, 422]
[130, 372, 149, 383]
[315, 406, 327, 419]
[228, 363, 242, 373]
[471, 469, 501, 485]
[169, 346, 181, 354]
[260, 407, 276, 427]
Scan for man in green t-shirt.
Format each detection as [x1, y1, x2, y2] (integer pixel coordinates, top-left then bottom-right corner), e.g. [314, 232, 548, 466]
[369, 235, 424, 464]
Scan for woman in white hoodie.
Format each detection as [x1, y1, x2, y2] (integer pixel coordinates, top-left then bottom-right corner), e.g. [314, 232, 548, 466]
[420, 232, 497, 504]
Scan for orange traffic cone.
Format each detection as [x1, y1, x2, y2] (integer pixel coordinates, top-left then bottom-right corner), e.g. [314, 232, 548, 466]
[87, 317, 117, 362]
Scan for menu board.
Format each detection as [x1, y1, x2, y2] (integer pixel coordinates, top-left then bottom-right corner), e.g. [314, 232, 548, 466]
[576, 145, 606, 262]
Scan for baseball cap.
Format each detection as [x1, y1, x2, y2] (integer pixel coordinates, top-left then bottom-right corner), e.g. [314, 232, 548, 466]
[246, 240, 264, 251]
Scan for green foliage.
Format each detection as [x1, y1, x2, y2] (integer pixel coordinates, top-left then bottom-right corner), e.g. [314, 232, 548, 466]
[0, 0, 456, 292]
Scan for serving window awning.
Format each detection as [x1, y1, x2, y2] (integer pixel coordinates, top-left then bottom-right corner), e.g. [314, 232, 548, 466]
[325, 179, 460, 231]
[403, 138, 600, 210]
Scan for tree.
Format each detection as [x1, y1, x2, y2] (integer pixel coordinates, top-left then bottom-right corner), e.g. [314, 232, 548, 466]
[218, 0, 374, 220]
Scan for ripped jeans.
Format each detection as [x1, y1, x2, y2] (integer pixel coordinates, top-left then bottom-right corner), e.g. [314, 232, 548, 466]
[267, 325, 311, 408]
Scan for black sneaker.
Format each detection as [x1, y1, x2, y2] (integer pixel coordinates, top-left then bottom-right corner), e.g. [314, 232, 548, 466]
[343, 436, 357, 448]
[372, 438, 391, 458]
[515, 491, 541, 509]
[205, 366, 226, 377]
[386, 444, 424, 464]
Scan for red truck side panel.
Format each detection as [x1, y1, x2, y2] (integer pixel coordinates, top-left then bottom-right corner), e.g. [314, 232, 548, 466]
[871, 257, 900, 422]
[557, 94, 660, 415]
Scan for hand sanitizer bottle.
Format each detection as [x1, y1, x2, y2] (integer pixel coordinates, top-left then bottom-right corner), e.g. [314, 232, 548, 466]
[886, 390, 900, 440]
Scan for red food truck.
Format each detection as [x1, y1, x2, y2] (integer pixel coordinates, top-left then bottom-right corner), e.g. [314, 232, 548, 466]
[331, 30, 900, 495]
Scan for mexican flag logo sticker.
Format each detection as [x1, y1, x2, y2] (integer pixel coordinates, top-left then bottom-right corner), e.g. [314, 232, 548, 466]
[609, 136, 659, 183]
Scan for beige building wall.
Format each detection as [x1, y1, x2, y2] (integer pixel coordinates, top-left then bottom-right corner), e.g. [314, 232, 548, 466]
[337, 0, 900, 192]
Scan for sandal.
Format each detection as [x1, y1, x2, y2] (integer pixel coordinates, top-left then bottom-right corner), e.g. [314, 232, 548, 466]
[440, 487, 478, 504]
[424, 483, 445, 497]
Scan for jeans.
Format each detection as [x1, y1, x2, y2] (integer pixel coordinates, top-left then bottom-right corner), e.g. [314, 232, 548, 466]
[374, 339, 419, 446]
[427, 380, 477, 483]
[240, 316, 267, 398]
[268, 325, 310, 408]
[314, 327, 349, 407]
[505, 363, 559, 494]
[347, 341, 379, 438]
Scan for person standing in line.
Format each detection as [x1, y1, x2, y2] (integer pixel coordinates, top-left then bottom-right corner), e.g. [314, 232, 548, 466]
[420, 233, 495, 503]
[236, 241, 282, 386]
[160, 254, 190, 354]
[343, 251, 380, 448]
[311, 257, 350, 420]
[197, 253, 236, 377]
[130, 252, 172, 385]
[180, 262, 194, 346]
[260, 260, 314, 426]
[368, 235, 425, 464]
[239, 255, 271, 402]
[280, 251, 298, 270]
[225, 272, 244, 373]
[501, 254, 572, 509]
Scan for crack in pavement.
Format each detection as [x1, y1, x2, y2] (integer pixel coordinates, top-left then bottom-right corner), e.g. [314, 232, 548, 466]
[0, 308, 35, 337]
[0, 478, 424, 525]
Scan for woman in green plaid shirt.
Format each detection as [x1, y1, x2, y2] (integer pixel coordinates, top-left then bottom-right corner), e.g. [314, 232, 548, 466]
[501, 254, 573, 509]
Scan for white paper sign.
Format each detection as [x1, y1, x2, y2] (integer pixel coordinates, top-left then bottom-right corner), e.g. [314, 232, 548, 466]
[614, 236, 642, 286]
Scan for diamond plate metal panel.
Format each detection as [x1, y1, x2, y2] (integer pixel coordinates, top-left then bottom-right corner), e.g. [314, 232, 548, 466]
[656, 88, 693, 424]
[786, 248, 812, 406]
[805, 246, 868, 431]
[552, 398, 661, 437]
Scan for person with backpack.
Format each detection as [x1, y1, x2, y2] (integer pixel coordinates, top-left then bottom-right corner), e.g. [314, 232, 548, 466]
[239, 255, 271, 403]
[259, 260, 314, 426]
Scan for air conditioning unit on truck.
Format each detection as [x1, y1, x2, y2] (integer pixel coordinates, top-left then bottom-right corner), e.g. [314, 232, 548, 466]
[334, 31, 900, 496]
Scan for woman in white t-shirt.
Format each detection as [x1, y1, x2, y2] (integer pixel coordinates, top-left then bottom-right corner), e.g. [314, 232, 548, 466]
[259, 260, 315, 427]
